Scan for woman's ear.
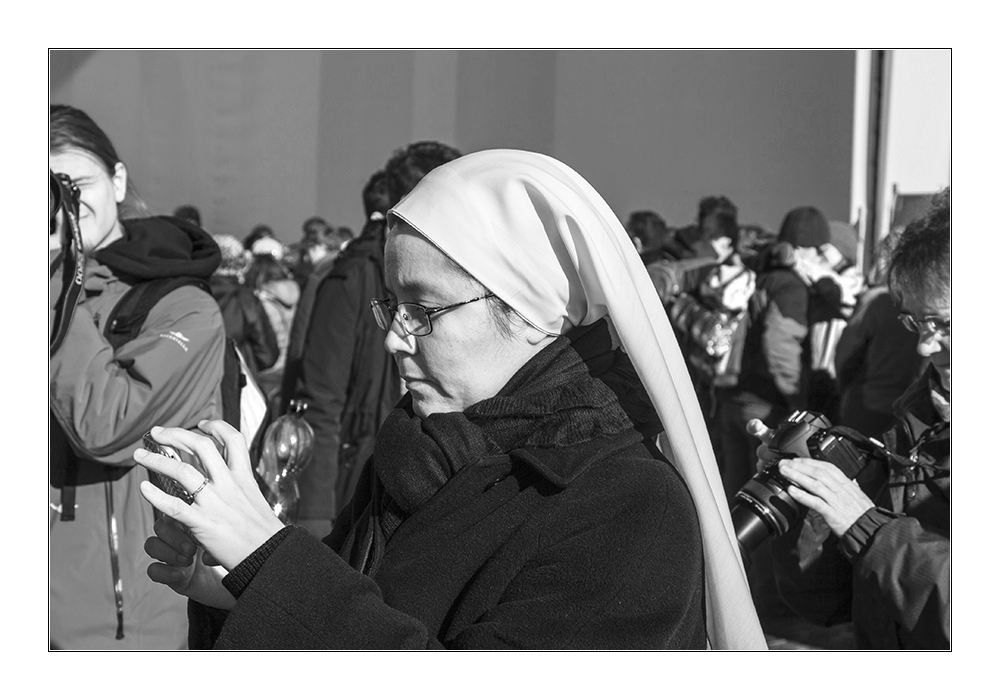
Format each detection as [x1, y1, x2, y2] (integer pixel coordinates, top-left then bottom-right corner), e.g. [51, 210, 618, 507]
[112, 162, 128, 204]
[521, 321, 557, 347]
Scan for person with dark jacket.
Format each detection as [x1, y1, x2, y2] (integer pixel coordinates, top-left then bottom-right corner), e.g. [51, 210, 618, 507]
[49, 105, 225, 649]
[208, 234, 279, 382]
[282, 143, 462, 538]
[835, 233, 927, 437]
[753, 188, 951, 648]
[719, 206, 834, 503]
[136, 150, 766, 650]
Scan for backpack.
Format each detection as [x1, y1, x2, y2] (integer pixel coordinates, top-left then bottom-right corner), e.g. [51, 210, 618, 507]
[652, 257, 756, 389]
[51, 275, 270, 521]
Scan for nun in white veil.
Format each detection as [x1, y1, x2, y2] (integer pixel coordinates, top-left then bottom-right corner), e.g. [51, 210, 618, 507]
[136, 149, 765, 650]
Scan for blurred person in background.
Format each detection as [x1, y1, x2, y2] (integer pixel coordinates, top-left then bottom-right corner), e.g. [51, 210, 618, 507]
[282, 142, 462, 539]
[208, 234, 278, 384]
[835, 232, 927, 437]
[173, 204, 202, 228]
[246, 238, 300, 408]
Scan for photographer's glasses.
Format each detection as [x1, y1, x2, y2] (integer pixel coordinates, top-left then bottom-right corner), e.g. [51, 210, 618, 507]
[898, 312, 950, 336]
[370, 293, 495, 337]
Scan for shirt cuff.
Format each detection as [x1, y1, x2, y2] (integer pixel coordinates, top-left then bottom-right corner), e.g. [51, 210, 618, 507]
[838, 506, 902, 562]
[222, 525, 294, 598]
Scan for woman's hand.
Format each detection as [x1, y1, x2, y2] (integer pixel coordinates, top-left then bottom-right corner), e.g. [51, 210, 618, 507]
[144, 514, 236, 610]
[135, 420, 285, 572]
[778, 458, 875, 537]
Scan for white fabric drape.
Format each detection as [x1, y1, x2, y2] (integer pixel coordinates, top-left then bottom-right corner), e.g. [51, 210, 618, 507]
[390, 149, 766, 650]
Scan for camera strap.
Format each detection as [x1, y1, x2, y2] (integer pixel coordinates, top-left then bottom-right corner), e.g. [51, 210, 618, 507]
[49, 190, 86, 357]
[825, 425, 926, 471]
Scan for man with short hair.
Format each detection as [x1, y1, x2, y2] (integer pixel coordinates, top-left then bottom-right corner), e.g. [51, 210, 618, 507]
[283, 142, 462, 538]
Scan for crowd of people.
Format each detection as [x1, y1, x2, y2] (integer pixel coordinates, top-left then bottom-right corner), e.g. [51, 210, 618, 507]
[49, 102, 950, 651]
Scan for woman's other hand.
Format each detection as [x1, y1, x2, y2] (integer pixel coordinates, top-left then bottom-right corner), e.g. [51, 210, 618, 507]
[778, 458, 875, 537]
[135, 420, 285, 572]
[144, 515, 236, 610]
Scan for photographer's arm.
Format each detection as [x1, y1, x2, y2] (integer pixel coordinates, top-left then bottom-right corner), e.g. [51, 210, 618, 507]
[840, 508, 950, 648]
[49, 286, 225, 467]
[779, 457, 950, 647]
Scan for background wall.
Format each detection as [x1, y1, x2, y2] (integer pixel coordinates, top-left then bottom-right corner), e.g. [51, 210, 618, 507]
[50, 49, 856, 243]
[879, 49, 952, 231]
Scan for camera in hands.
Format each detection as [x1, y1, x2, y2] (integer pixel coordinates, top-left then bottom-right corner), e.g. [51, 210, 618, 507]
[730, 411, 878, 560]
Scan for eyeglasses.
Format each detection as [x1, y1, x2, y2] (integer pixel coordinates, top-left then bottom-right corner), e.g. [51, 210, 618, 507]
[898, 312, 950, 336]
[370, 293, 495, 337]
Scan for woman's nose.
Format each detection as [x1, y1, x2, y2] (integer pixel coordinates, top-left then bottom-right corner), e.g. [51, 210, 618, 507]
[383, 324, 417, 356]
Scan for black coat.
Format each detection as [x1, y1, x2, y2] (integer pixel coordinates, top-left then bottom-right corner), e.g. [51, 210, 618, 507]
[208, 275, 279, 380]
[197, 323, 707, 649]
[281, 222, 400, 520]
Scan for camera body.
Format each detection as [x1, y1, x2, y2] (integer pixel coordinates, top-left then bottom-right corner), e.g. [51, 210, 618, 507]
[141, 432, 198, 504]
[730, 410, 871, 560]
[50, 170, 86, 356]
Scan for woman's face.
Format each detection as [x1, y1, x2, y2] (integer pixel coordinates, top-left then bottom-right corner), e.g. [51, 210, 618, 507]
[49, 148, 126, 254]
[383, 223, 553, 418]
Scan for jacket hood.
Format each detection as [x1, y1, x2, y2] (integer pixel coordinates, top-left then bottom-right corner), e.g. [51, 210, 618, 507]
[93, 216, 221, 283]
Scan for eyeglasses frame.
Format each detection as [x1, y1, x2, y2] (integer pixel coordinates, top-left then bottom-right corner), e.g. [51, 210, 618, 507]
[370, 293, 496, 337]
[898, 312, 950, 336]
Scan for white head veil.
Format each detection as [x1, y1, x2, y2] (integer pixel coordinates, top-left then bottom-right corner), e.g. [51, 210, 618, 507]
[389, 149, 765, 650]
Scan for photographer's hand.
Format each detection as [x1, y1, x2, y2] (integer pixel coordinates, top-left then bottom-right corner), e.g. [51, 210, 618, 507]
[746, 419, 777, 473]
[779, 458, 875, 537]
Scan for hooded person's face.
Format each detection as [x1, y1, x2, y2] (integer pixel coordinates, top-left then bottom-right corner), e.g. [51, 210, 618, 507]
[381, 223, 553, 418]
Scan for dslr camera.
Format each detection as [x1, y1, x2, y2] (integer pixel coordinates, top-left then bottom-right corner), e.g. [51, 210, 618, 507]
[730, 410, 881, 560]
[49, 170, 85, 356]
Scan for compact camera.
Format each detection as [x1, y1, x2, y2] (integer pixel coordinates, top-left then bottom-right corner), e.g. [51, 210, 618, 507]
[142, 432, 200, 504]
[730, 411, 876, 560]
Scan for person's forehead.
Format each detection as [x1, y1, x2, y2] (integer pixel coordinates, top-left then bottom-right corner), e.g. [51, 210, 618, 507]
[386, 225, 470, 295]
[50, 148, 105, 177]
[900, 291, 950, 317]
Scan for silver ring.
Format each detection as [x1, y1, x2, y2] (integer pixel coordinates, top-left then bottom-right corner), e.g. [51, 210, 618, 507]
[189, 477, 210, 502]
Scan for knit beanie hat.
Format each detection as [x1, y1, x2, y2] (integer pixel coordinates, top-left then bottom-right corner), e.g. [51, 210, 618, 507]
[251, 235, 285, 260]
[828, 220, 858, 266]
[778, 206, 830, 248]
[212, 233, 251, 277]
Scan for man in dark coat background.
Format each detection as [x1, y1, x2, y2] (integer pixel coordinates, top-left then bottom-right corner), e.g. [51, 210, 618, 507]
[282, 141, 462, 537]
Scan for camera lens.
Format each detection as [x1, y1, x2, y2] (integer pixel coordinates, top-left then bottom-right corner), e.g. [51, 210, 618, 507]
[730, 461, 807, 559]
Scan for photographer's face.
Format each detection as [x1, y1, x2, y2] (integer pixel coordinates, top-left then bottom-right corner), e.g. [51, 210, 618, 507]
[49, 149, 126, 254]
[902, 292, 951, 393]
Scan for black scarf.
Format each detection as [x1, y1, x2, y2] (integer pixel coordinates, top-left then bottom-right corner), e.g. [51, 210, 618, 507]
[352, 319, 661, 574]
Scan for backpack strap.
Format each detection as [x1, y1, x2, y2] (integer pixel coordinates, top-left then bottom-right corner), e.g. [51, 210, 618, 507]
[104, 276, 210, 350]
[54, 276, 212, 520]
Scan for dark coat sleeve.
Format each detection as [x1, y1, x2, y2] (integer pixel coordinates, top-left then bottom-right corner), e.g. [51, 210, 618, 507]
[840, 508, 951, 648]
[292, 264, 371, 520]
